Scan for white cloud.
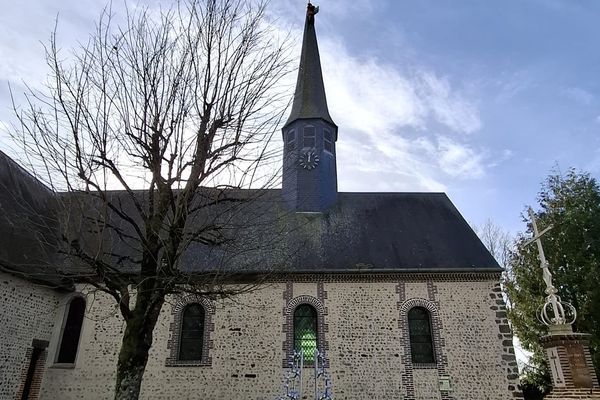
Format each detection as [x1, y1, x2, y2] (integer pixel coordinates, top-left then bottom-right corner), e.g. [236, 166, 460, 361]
[336, 130, 448, 192]
[418, 73, 482, 134]
[487, 148, 514, 169]
[320, 38, 481, 136]
[315, 37, 486, 191]
[0, 0, 161, 91]
[435, 136, 485, 179]
[562, 86, 594, 105]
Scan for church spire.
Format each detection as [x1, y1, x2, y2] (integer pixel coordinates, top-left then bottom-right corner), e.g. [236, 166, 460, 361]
[281, 3, 338, 213]
[284, 2, 336, 129]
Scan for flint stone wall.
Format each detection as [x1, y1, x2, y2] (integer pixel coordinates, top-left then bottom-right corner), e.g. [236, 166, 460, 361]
[0, 272, 61, 399]
[36, 277, 520, 399]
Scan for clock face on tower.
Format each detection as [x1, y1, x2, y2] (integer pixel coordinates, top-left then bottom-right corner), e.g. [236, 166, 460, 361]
[299, 150, 319, 170]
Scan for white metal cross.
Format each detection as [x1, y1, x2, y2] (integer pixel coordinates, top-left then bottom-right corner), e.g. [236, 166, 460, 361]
[524, 207, 575, 326]
[524, 208, 555, 295]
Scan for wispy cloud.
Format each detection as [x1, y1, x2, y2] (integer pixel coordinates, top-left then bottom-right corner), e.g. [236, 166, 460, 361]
[487, 149, 514, 169]
[492, 69, 535, 104]
[321, 38, 482, 136]
[316, 36, 486, 191]
[435, 136, 485, 178]
[417, 73, 482, 134]
[562, 86, 594, 106]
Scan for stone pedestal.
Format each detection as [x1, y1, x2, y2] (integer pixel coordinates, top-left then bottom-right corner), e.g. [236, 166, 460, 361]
[541, 326, 600, 399]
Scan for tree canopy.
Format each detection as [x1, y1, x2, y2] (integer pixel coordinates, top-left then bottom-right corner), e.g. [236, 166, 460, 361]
[504, 168, 600, 391]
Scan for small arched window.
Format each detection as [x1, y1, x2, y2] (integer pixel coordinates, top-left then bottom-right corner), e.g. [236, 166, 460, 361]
[179, 303, 205, 361]
[293, 304, 318, 363]
[408, 307, 435, 364]
[56, 296, 85, 364]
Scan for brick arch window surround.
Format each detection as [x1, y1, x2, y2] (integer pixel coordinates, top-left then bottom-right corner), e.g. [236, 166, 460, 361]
[283, 295, 328, 367]
[399, 298, 441, 367]
[56, 295, 86, 365]
[166, 295, 215, 367]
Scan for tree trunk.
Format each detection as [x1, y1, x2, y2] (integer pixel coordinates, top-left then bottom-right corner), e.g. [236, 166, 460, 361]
[113, 297, 164, 400]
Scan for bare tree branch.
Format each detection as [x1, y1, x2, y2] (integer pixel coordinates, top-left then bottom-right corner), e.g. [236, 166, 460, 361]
[7, 1, 294, 399]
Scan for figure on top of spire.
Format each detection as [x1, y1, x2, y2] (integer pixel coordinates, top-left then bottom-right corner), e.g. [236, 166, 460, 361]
[307, 2, 319, 24]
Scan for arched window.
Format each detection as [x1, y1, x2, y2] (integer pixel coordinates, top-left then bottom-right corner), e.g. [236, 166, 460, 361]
[179, 303, 205, 361]
[294, 304, 318, 362]
[56, 296, 85, 364]
[166, 296, 214, 367]
[408, 307, 435, 364]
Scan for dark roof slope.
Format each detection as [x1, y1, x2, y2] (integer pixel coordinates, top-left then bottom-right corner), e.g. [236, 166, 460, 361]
[0, 150, 64, 285]
[0, 164, 500, 283]
[179, 190, 501, 273]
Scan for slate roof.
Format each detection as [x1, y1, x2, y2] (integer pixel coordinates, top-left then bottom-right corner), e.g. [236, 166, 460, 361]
[177, 190, 502, 274]
[0, 149, 501, 287]
[0, 151, 64, 286]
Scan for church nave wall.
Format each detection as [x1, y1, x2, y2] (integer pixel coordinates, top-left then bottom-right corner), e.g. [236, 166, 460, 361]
[34, 276, 518, 400]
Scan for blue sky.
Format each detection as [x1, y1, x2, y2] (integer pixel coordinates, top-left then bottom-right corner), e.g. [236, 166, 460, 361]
[1, 0, 599, 236]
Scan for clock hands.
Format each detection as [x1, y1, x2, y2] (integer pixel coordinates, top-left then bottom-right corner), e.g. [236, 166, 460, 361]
[299, 151, 319, 170]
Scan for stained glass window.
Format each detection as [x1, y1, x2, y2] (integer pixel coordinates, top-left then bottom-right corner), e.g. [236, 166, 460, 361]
[179, 303, 205, 361]
[293, 304, 318, 363]
[56, 296, 85, 363]
[408, 307, 435, 363]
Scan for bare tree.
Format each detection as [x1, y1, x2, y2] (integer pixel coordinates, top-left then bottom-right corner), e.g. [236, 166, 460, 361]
[9, 1, 292, 398]
[473, 218, 513, 269]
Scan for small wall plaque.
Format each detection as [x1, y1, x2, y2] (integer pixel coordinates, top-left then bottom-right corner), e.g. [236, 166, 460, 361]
[565, 342, 593, 388]
[546, 347, 566, 387]
[439, 376, 453, 391]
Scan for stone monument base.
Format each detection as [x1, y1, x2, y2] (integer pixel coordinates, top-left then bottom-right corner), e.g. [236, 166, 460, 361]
[541, 326, 600, 399]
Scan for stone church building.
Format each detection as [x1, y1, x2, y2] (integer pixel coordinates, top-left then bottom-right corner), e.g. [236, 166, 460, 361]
[0, 4, 522, 400]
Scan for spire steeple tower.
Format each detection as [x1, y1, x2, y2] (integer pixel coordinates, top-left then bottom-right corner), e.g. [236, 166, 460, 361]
[282, 3, 338, 212]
